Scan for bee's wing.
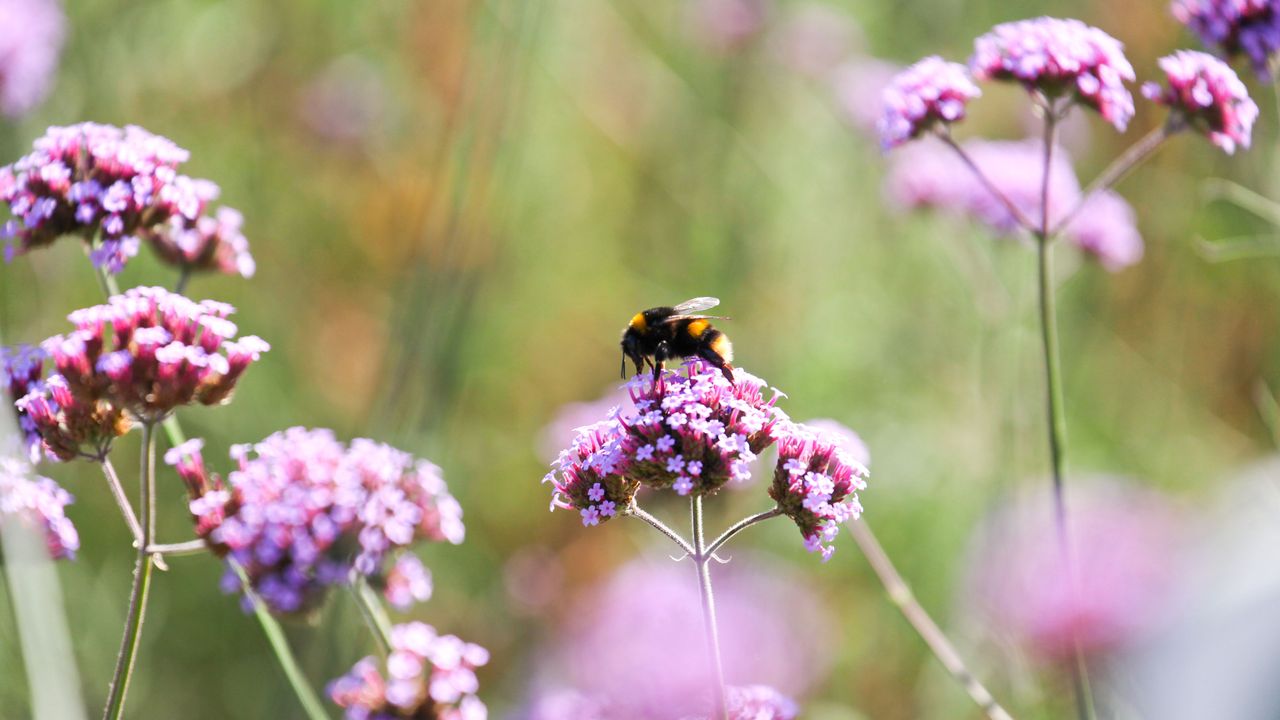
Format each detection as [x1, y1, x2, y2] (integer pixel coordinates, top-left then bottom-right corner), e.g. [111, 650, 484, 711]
[671, 297, 720, 314]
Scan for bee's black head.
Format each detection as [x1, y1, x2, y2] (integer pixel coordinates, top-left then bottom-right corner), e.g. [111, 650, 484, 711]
[620, 330, 643, 379]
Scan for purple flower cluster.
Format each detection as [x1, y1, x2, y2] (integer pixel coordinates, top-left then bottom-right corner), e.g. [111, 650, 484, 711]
[327, 621, 488, 720]
[1143, 50, 1259, 154]
[971, 17, 1136, 131]
[0, 122, 253, 275]
[769, 423, 868, 560]
[168, 428, 464, 614]
[885, 139, 1147, 271]
[27, 287, 267, 427]
[0, 456, 78, 559]
[1173, 0, 1280, 79]
[545, 361, 788, 527]
[0, 0, 64, 118]
[879, 56, 981, 149]
[2, 344, 46, 461]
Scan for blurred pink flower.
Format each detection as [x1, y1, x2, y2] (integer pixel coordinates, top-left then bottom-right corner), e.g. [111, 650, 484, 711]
[803, 418, 871, 468]
[1062, 190, 1144, 271]
[769, 4, 861, 78]
[542, 554, 834, 718]
[832, 57, 902, 135]
[539, 385, 634, 463]
[878, 56, 981, 149]
[0, 0, 64, 117]
[689, 0, 771, 54]
[297, 54, 387, 144]
[967, 479, 1182, 663]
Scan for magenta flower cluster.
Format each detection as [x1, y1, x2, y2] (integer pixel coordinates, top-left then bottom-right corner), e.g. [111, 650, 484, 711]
[971, 17, 1137, 131]
[1174, 0, 1280, 79]
[327, 621, 488, 720]
[546, 361, 788, 527]
[2, 344, 46, 460]
[168, 427, 463, 614]
[1143, 50, 1258, 154]
[0, 123, 253, 275]
[0, 0, 64, 118]
[769, 423, 868, 560]
[878, 56, 981, 149]
[0, 456, 78, 559]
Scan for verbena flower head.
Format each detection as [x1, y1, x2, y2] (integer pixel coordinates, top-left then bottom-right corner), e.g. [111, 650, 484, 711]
[769, 423, 868, 560]
[1142, 50, 1259, 154]
[168, 428, 464, 614]
[37, 287, 267, 423]
[545, 361, 788, 526]
[0, 122, 253, 275]
[971, 17, 1136, 131]
[2, 344, 47, 461]
[968, 480, 1181, 663]
[1173, 0, 1280, 80]
[0, 0, 64, 118]
[16, 373, 129, 461]
[328, 621, 488, 720]
[878, 56, 981, 149]
[0, 456, 77, 559]
[1062, 191, 1145, 271]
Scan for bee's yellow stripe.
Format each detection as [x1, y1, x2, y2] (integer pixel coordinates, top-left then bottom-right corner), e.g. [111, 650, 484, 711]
[711, 333, 732, 361]
[686, 319, 710, 338]
[629, 312, 647, 331]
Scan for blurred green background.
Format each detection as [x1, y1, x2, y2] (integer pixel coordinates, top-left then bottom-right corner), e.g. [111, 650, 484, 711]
[1, 0, 1278, 718]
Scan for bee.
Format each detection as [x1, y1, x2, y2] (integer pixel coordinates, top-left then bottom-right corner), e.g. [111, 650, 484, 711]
[620, 297, 735, 384]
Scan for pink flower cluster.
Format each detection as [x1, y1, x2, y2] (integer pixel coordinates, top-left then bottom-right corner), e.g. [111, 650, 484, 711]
[0, 456, 77, 559]
[0, 0, 64, 118]
[769, 423, 869, 560]
[0, 123, 253, 275]
[878, 56, 981, 149]
[971, 17, 1136, 131]
[545, 361, 789, 527]
[27, 287, 267, 427]
[328, 621, 488, 720]
[1173, 0, 1280, 79]
[168, 428, 463, 614]
[1143, 50, 1258, 154]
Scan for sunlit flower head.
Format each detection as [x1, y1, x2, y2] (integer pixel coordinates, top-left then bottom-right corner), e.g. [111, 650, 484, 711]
[168, 427, 463, 615]
[1062, 190, 1144, 271]
[769, 423, 868, 560]
[328, 621, 489, 720]
[34, 287, 267, 424]
[0, 456, 77, 559]
[971, 17, 1136, 131]
[1173, 0, 1280, 80]
[2, 344, 47, 461]
[0, 122, 251, 276]
[0, 0, 64, 118]
[879, 56, 981, 149]
[967, 479, 1182, 663]
[1143, 50, 1259, 154]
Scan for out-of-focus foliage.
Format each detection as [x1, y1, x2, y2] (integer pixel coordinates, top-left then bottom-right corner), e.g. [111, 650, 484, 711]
[1, 0, 1278, 718]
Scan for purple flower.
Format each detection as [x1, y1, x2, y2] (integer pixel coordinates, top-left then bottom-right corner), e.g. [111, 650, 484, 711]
[1062, 191, 1145, 271]
[1173, 0, 1280, 80]
[769, 423, 868, 560]
[1143, 50, 1259, 154]
[32, 287, 267, 424]
[878, 56, 981, 149]
[17, 372, 130, 463]
[539, 385, 635, 462]
[0, 456, 77, 559]
[2, 344, 47, 461]
[545, 419, 638, 528]
[0, 123, 251, 275]
[168, 427, 464, 615]
[971, 17, 1136, 131]
[967, 479, 1182, 663]
[0, 0, 64, 117]
[384, 553, 433, 611]
[328, 621, 488, 720]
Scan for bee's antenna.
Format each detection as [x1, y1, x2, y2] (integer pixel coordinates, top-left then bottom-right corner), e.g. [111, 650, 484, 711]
[620, 349, 626, 380]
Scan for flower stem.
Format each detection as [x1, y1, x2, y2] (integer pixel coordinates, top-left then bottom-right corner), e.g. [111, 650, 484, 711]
[229, 560, 331, 720]
[846, 520, 1014, 720]
[144, 539, 207, 557]
[351, 578, 395, 656]
[691, 496, 729, 720]
[1051, 123, 1172, 238]
[938, 132, 1038, 233]
[98, 458, 142, 544]
[704, 507, 781, 557]
[101, 423, 157, 720]
[1037, 111, 1098, 720]
[626, 501, 695, 557]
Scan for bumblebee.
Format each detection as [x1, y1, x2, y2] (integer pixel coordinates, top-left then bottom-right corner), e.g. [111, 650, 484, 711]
[620, 297, 735, 384]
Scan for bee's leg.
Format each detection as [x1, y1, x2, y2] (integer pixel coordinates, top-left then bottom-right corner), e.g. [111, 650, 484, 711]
[653, 342, 672, 379]
[697, 348, 736, 385]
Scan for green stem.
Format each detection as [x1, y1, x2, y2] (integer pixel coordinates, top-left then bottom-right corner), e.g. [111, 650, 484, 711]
[230, 561, 331, 720]
[691, 496, 729, 720]
[101, 423, 157, 720]
[351, 579, 395, 656]
[1036, 111, 1098, 720]
[704, 507, 780, 557]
